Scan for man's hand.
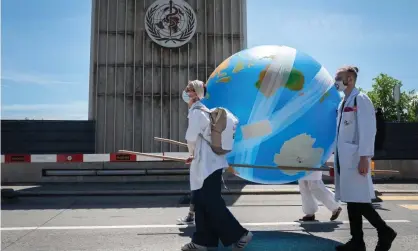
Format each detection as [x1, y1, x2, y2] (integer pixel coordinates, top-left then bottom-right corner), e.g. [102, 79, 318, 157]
[185, 156, 194, 165]
[358, 157, 369, 176]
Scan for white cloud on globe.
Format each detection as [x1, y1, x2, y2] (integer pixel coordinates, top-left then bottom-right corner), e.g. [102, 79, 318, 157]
[273, 133, 324, 176]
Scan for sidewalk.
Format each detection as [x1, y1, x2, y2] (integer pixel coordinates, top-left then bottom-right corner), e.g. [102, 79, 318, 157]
[2, 182, 418, 196]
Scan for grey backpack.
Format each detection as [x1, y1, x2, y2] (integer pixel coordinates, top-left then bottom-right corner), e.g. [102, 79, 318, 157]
[192, 105, 238, 155]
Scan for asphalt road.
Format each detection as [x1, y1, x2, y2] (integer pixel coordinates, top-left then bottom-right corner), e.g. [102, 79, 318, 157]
[2, 194, 418, 251]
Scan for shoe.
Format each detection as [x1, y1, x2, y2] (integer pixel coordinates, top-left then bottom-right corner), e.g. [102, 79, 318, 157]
[177, 213, 195, 225]
[299, 214, 315, 221]
[375, 227, 397, 251]
[181, 242, 207, 251]
[336, 239, 366, 251]
[330, 207, 342, 221]
[232, 231, 253, 250]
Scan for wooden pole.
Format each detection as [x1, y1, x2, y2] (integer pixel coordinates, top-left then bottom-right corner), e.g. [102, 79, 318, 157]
[154, 137, 188, 147]
[118, 150, 188, 162]
[149, 137, 400, 175]
[118, 150, 331, 172]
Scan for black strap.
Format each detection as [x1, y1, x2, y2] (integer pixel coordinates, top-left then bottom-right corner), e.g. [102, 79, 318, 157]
[335, 100, 345, 175]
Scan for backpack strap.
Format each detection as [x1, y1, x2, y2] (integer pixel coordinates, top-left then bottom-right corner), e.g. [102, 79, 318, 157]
[196, 106, 224, 126]
[190, 106, 212, 145]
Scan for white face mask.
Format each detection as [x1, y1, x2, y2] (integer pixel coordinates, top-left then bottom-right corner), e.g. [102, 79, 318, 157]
[182, 90, 190, 103]
[334, 80, 347, 92]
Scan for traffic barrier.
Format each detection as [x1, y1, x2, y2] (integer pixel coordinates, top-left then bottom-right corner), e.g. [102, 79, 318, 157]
[1, 153, 411, 184]
[1, 152, 190, 163]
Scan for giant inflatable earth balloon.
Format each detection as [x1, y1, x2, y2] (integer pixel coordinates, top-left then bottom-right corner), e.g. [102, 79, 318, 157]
[202, 45, 342, 184]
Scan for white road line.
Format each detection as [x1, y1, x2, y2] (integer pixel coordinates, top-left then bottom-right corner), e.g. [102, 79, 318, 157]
[0, 220, 410, 231]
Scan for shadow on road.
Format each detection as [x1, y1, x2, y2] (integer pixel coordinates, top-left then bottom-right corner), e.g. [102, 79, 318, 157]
[299, 221, 343, 233]
[373, 203, 391, 211]
[177, 227, 343, 250]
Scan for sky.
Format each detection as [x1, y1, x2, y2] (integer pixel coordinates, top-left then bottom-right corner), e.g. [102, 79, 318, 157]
[1, 0, 417, 120]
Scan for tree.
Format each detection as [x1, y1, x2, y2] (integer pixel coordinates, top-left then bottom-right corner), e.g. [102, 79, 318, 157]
[366, 73, 418, 122]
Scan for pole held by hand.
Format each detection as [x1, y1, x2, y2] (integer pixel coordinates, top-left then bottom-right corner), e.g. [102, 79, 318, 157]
[118, 149, 330, 172]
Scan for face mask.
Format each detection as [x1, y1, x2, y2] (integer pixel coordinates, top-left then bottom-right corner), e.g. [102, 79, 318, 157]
[334, 80, 347, 92]
[182, 90, 190, 103]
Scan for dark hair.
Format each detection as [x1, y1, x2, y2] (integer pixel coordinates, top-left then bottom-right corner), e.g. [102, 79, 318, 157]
[338, 65, 359, 79]
[347, 66, 359, 74]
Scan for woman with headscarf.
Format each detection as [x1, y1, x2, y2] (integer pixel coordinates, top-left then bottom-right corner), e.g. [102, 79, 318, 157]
[180, 80, 252, 251]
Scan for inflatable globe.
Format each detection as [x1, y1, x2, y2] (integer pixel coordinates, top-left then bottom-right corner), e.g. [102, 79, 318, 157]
[202, 45, 342, 184]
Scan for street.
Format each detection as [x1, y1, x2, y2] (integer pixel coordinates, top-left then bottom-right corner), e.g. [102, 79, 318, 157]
[2, 192, 418, 251]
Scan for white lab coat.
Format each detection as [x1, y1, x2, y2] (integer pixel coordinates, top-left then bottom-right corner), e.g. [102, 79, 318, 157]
[186, 101, 229, 191]
[334, 88, 376, 203]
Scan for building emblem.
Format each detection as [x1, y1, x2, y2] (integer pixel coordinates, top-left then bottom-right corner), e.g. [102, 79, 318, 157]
[145, 0, 197, 48]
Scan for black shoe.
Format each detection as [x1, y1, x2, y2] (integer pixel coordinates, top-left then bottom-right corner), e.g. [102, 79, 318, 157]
[330, 207, 342, 221]
[299, 214, 315, 221]
[336, 239, 366, 251]
[376, 228, 397, 251]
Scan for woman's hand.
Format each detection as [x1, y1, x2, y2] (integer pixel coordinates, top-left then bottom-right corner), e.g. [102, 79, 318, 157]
[185, 156, 194, 165]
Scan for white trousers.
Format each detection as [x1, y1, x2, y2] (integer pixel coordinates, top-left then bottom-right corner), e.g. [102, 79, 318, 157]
[298, 180, 340, 215]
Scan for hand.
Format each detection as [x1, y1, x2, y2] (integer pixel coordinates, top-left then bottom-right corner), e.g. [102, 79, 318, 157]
[358, 157, 369, 176]
[185, 156, 194, 165]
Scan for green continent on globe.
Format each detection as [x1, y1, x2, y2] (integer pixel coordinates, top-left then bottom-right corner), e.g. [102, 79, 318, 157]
[208, 56, 232, 82]
[285, 69, 305, 91]
[216, 76, 231, 83]
[255, 65, 269, 90]
[232, 61, 245, 73]
[320, 89, 331, 103]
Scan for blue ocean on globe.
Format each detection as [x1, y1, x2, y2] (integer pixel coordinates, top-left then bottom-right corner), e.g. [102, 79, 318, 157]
[202, 45, 342, 184]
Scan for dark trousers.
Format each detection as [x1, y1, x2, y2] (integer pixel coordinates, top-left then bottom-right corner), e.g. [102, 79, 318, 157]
[347, 202, 390, 242]
[189, 192, 195, 212]
[192, 169, 247, 247]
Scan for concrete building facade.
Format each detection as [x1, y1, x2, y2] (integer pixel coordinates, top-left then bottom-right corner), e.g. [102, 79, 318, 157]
[88, 0, 248, 153]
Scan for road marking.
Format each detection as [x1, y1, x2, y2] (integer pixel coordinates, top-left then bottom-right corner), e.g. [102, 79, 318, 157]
[0, 220, 410, 231]
[399, 204, 418, 210]
[379, 196, 418, 201]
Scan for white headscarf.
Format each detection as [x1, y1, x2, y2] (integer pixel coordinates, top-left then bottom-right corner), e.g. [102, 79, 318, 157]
[188, 80, 205, 100]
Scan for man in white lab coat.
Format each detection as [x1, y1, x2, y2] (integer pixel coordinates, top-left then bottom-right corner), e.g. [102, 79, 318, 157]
[333, 66, 397, 251]
[298, 168, 342, 222]
[180, 80, 253, 251]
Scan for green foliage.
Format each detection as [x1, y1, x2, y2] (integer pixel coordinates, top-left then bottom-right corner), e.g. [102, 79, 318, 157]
[366, 73, 418, 122]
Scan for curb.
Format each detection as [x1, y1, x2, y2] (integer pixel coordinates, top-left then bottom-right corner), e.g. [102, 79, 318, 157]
[13, 189, 301, 197]
[374, 190, 418, 194]
[7, 189, 418, 197]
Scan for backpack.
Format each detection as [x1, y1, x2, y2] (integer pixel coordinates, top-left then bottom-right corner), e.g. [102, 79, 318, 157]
[192, 105, 239, 155]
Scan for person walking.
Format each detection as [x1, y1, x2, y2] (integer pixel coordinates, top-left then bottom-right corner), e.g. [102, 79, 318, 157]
[333, 66, 397, 251]
[298, 170, 342, 222]
[180, 80, 252, 251]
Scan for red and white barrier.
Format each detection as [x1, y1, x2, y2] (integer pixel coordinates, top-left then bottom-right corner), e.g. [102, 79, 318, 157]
[0, 152, 190, 164]
[0, 152, 336, 177]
